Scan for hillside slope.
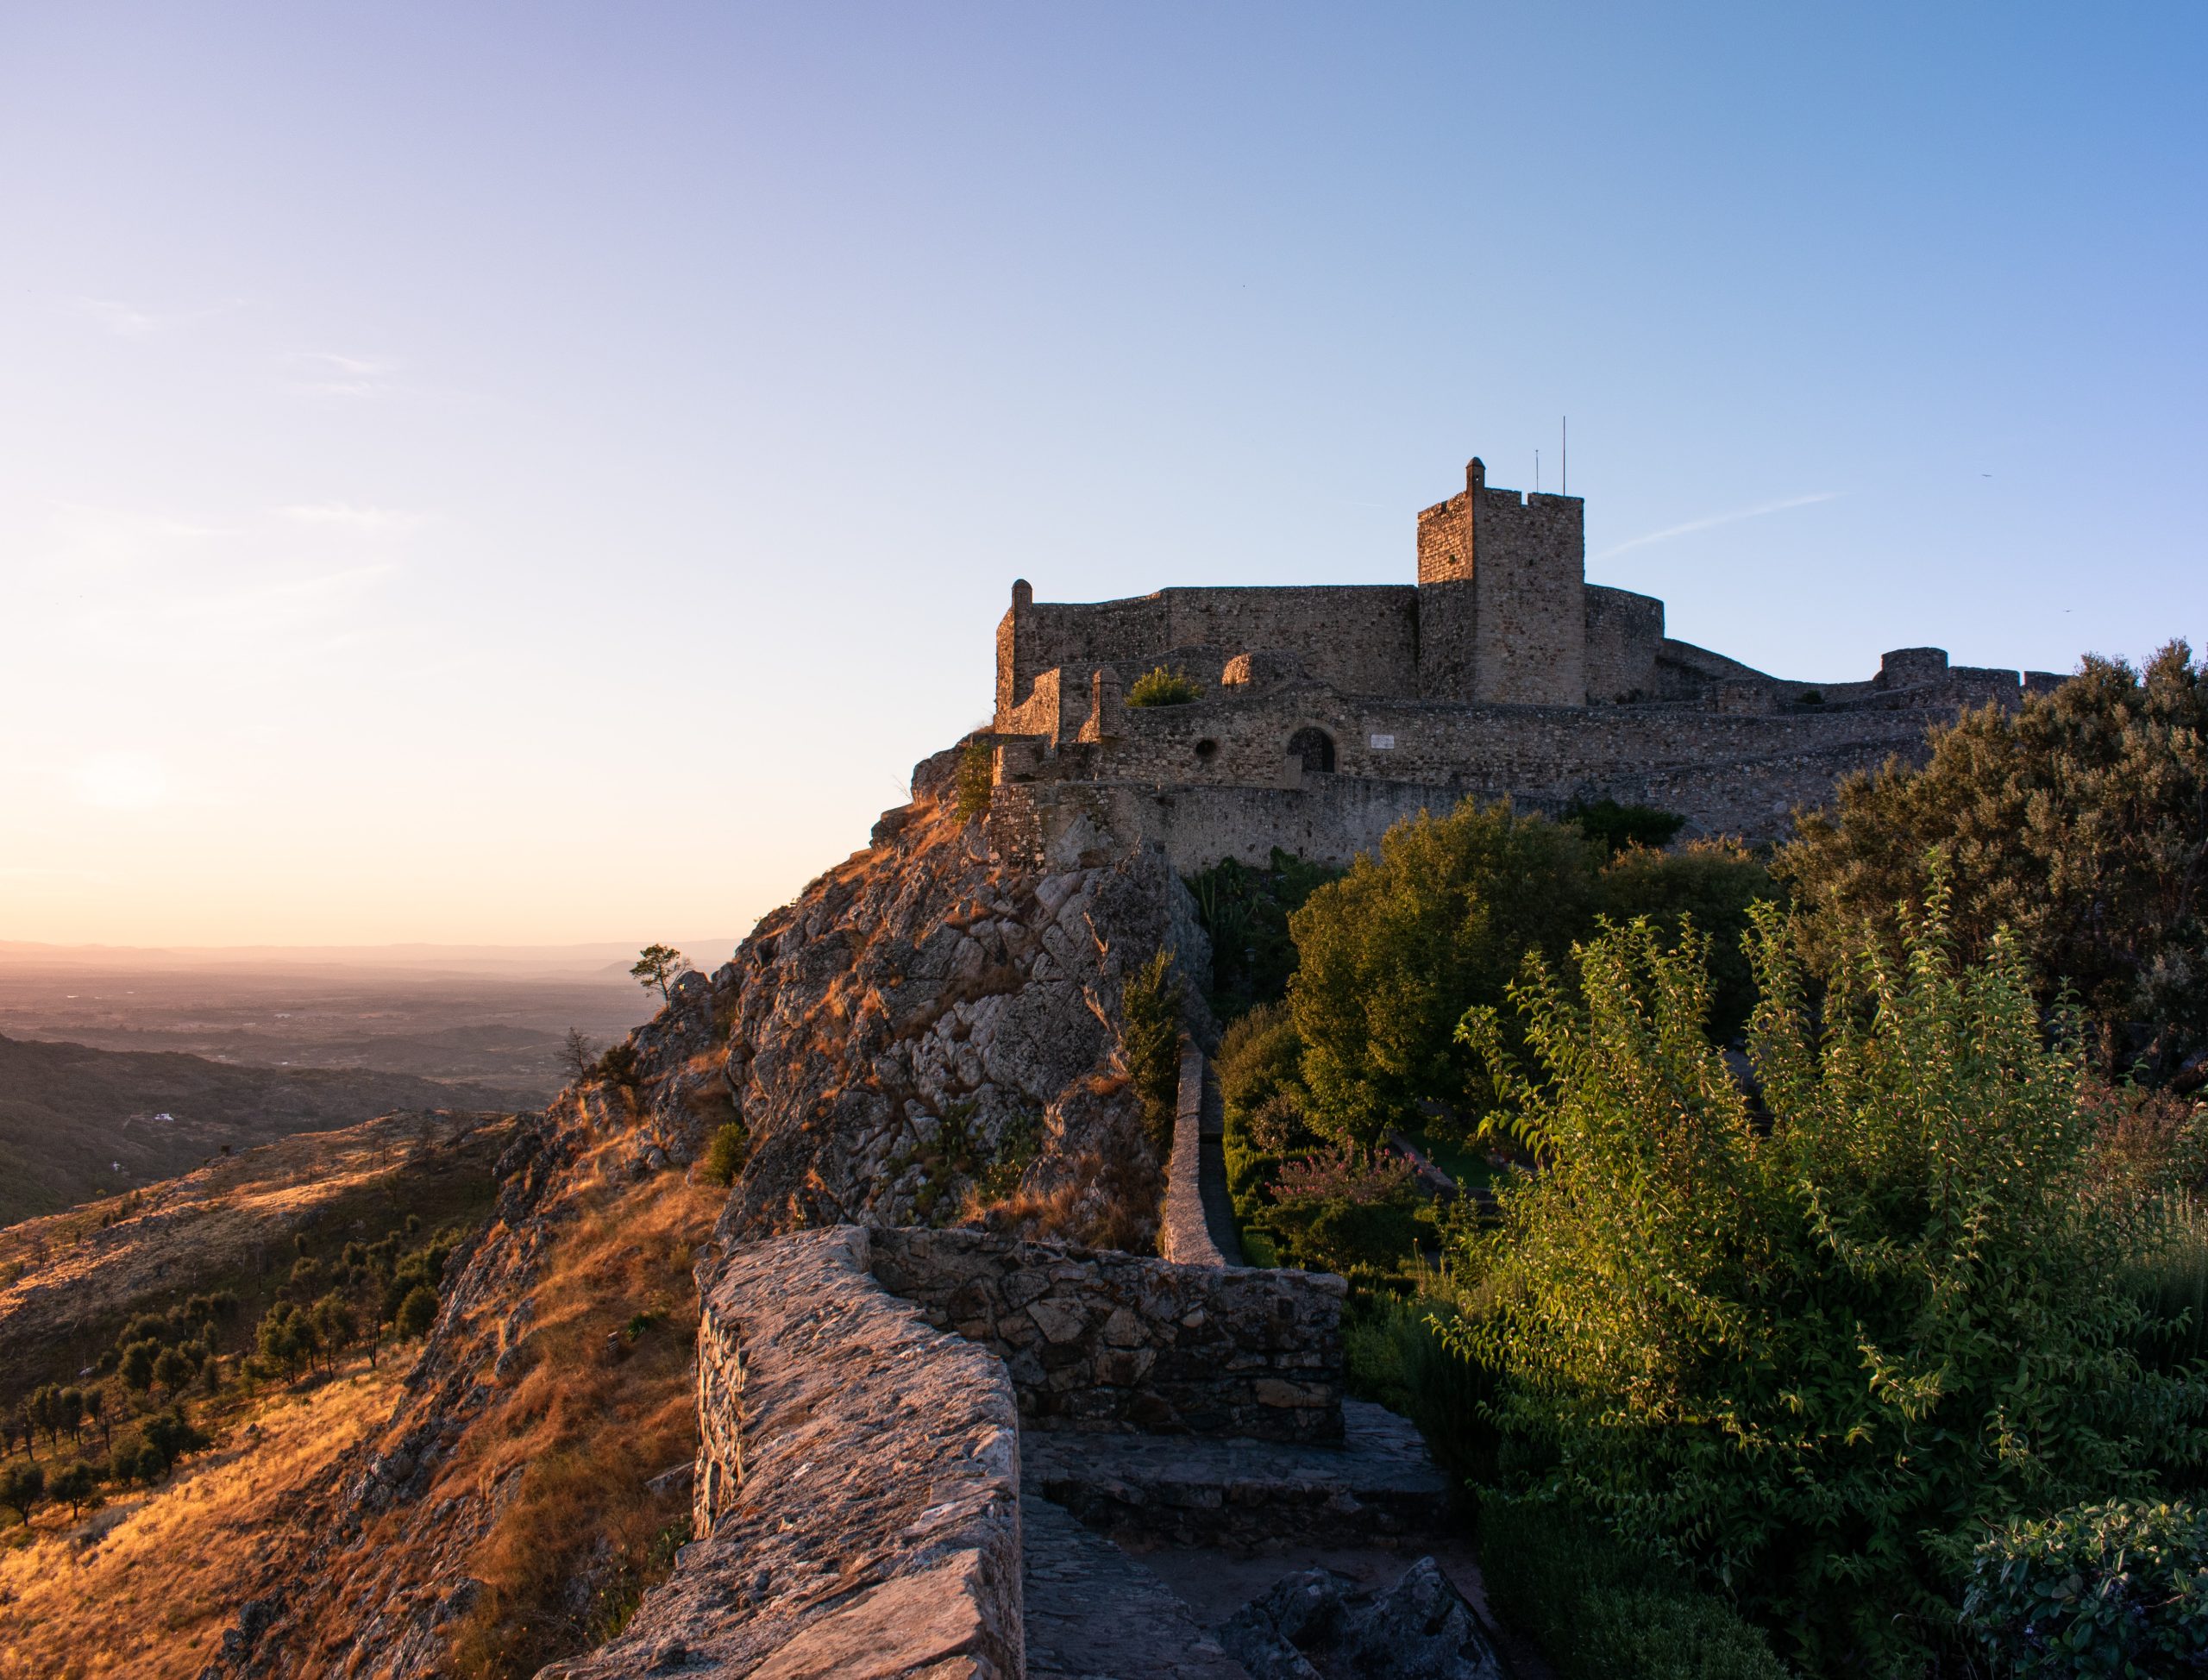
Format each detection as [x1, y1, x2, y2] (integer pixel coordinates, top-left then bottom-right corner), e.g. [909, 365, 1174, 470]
[203, 762, 1214, 1678]
[0, 1032, 511, 1225]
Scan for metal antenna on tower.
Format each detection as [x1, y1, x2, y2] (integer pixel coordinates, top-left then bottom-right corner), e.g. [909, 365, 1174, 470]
[1562, 417, 1568, 496]
[1535, 449, 1540, 494]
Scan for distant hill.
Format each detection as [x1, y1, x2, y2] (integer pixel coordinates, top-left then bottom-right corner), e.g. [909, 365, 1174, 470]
[0, 1033, 512, 1226]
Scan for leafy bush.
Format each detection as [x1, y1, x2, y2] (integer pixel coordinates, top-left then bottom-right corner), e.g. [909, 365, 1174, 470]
[1958, 1499, 2208, 1677]
[1185, 849, 1341, 1017]
[591, 1042, 642, 1090]
[1288, 799, 1603, 1146]
[1455, 893, 2208, 1672]
[1125, 666, 1201, 706]
[1599, 837, 1777, 1042]
[1342, 1288, 1501, 1490]
[396, 1283, 440, 1338]
[1563, 796, 1686, 856]
[1250, 1148, 1423, 1276]
[954, 739, 994, 819]
[699, 1121, 748, 1188]
[1480, 1490, 1788, 1680]
[1778, 643, 2208, 1075]
[1285, 799, 1778, 1151]
[1120, 950, 1183, 1156]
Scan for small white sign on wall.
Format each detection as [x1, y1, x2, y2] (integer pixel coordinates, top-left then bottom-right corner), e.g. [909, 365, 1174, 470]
[1370, 733, 1396, 750]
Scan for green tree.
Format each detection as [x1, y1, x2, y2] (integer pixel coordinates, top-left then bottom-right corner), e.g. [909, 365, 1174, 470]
[630, 943, 692, 1002]
[140, 1407, 207, 1477]
[152, 1345, 196, 1398]
[0, 1461, 43, 1524]
[119, 1339, 158, 1396]
[48, 1460, 97, 1519]
[954, 739, 995, 819]
[1185, 848, 1341, 1018]
[1779, 643, 2208, 1074]
[1289, 799, 1603, 1145]
[1562, 795, 1686, 856]
[395, 1283, 440, 1338]
[1455, 893, 2207, 1673]
[82, 1386, 106, 1452]
[312, 1291, 357, 1360]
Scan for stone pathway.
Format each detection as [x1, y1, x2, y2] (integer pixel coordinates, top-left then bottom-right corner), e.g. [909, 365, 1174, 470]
[1022, 1492, 1253, 1680]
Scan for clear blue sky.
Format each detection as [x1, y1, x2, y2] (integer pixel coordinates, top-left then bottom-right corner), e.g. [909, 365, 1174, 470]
[2, 3, 2200, 946]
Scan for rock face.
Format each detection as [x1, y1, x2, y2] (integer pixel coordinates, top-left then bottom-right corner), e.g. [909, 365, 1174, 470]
[708, 785, 1213, 1249]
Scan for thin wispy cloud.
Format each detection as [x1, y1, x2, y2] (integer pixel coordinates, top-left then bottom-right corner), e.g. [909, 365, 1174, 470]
[1593, 492, 1841, 562]
[70, 296, 235, 335]
[289, 350, 397, 398]
[279, 503, 424, 534]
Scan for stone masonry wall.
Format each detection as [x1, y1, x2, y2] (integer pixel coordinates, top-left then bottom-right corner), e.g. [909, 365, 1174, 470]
[1471, 481, 1585, 707]
[869, 1226, 1346, 1443]
[997, 582, 1420, 724]
[547, 1226, 1024, 1680]
[1584, 584, 1665, 703]
[1003, 676, 1971, 848]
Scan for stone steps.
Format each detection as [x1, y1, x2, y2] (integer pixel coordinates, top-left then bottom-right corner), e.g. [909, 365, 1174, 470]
[1022, 1400, 1450, 1551]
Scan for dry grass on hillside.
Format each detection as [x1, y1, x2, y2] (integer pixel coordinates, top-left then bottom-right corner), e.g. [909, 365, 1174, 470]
[0, 1363, 398, 1680]
[442, 1170, 717, 1677]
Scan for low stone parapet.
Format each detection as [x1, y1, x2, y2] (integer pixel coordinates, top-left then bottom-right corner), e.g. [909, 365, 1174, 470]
[869, 1226, 1346, 1443]
[1161, 1043, 1227, 1268]
[542, 1226, 1023, 1680]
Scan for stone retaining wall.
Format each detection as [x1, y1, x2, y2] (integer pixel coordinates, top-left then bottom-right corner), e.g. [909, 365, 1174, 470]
[869, 1226, 1346, 1443]
[1160, 1043, 1226, 1268]
[543, 1226, 1023, 1680]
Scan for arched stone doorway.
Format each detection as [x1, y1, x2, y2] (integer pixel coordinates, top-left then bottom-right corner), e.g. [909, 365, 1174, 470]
[1287, 726, 1335, 773]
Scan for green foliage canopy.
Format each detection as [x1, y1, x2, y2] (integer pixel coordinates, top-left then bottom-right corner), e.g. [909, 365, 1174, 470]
[1778, 643, 2208, 1074]
[1285, 799, 1771, 1148]
[1455, 896, 2208, 1672]
[1957, 1497, 2208, 1677]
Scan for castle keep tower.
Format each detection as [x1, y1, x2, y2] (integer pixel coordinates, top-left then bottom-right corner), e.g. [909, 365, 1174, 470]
[1414, 457, 1586, 706]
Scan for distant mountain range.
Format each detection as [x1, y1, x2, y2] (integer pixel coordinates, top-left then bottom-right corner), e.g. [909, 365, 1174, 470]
[0, 1033, 512, 1226]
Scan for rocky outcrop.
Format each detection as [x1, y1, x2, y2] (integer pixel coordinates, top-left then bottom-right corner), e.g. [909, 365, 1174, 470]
[547, 1226, 1024, 1680]
[710, 793, 1211, 1248]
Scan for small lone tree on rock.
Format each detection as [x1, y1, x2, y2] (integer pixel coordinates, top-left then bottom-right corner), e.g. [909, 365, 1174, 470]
[630, 943, 692, 1002]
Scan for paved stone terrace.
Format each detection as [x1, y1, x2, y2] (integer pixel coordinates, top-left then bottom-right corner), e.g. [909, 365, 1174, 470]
[1022, 1494, 1253, 1680]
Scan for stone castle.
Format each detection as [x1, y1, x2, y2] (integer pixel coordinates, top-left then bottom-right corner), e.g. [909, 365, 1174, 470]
[982, 454, 2061, 869]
